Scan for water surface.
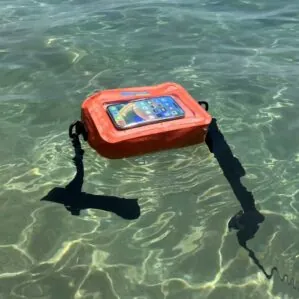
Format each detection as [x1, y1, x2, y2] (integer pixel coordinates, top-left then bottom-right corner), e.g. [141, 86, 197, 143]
[1, 0, 299, 298]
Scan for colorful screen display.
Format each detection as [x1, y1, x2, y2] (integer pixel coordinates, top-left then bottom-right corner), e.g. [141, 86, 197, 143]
[106, 95, 185, 129]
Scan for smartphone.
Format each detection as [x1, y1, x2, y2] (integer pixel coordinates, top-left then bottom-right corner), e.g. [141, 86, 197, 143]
[106, 95, 185, 130]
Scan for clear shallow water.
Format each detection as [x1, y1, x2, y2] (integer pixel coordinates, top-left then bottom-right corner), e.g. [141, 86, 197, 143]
[1, 0, 299, 298]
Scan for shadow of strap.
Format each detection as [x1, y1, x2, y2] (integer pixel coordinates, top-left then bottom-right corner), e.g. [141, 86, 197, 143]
[204, 115, 298, 292]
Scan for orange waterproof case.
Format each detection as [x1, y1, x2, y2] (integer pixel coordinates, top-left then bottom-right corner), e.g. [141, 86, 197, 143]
[81, 82, 212, 159]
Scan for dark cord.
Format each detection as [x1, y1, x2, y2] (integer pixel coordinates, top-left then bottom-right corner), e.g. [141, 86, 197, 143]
[205, 117, 298, 292]
[40, 121, 140, 219]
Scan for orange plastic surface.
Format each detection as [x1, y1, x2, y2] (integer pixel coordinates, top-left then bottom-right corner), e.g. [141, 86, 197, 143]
[81, 82, 212, 159]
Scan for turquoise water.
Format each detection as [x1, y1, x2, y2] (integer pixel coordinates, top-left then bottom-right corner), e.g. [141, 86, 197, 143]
[1, 0, 299, 298]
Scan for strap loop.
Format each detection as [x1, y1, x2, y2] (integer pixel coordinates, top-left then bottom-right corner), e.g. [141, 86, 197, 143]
[69, 120, 88, 141]
[197, 101, 209, 111]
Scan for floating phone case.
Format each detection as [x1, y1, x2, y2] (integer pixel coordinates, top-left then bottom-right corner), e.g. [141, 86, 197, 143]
[81, 82, 212, 159]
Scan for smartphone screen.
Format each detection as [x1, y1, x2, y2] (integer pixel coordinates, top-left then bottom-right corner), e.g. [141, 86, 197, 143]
[106, 95, 185, 130]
